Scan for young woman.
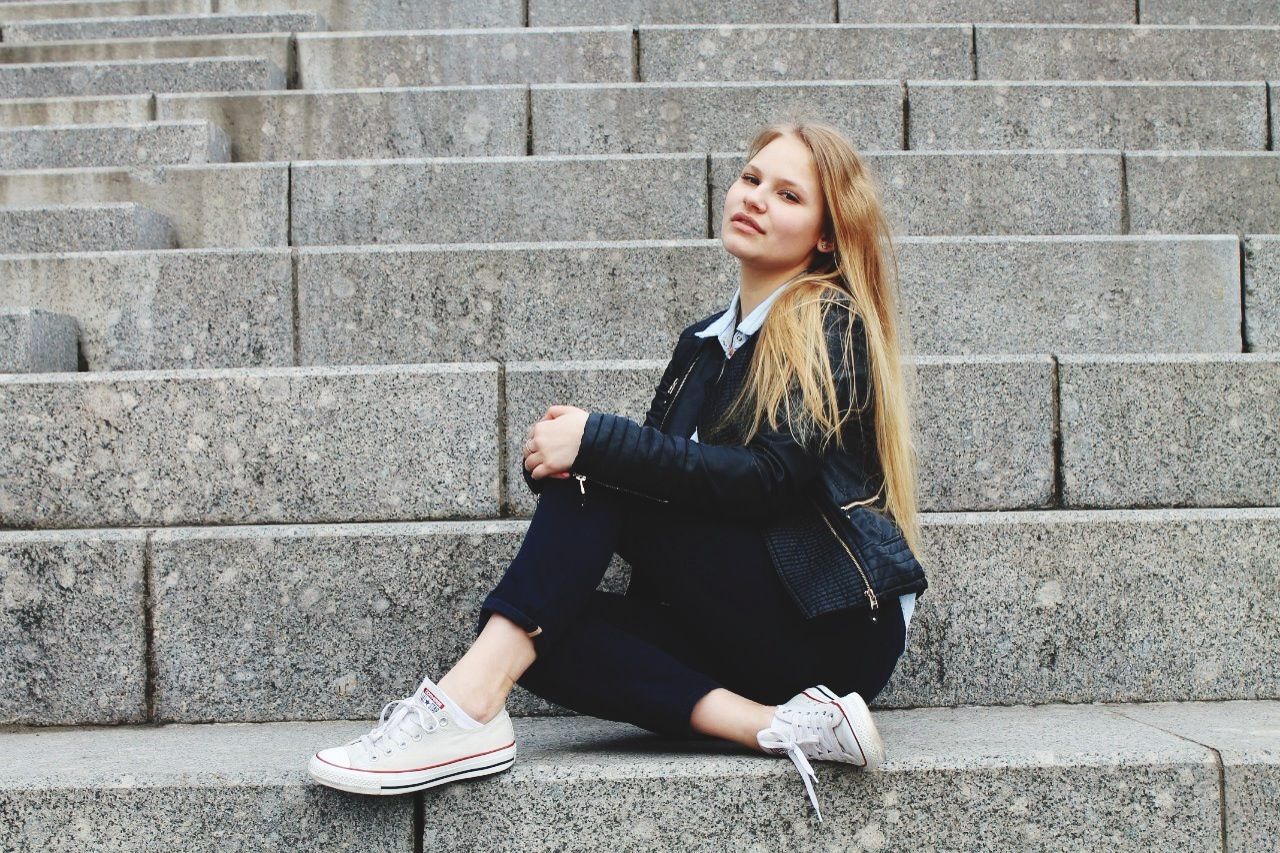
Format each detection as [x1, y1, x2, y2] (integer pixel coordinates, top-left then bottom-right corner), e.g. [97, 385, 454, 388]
[308, 120, 929, 823]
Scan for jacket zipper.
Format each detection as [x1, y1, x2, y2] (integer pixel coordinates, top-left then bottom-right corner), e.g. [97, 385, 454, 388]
[839, 483, 885, 511]
[573, 348, 704, 503]
[812, 496, 880, 620]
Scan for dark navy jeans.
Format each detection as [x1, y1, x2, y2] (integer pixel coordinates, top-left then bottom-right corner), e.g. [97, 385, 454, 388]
[475, 474, 906, 740]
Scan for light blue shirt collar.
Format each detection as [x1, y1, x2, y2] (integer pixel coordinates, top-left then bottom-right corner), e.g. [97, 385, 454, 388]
[693, 283, 788, 358]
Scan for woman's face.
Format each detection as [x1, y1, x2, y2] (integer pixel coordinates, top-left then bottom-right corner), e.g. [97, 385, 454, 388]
[721, 133, 828, 270]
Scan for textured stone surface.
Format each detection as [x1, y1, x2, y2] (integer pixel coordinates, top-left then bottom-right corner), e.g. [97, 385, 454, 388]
[0, 34, 292, 77]
[532, 80, 903, 154]
[2, 11, 323, 44]
[976, 24, 1280, 80]
[290, 155, 706, 245]
[0, 364, 499, 528]
[296, 28, 633, 89]
[909, 81, 1267, 150]
[157, 85, 526, 161]
[839, 0, 1133, 22]
[712, 150, 1123, 235]
[0, 249, 293, 371]
[1112, 699, 1280, 853]
[0, 56, 285, 98]
[1245, 234, 1280, 351]
[0, 529, 146, 725]
[0, 120, 232, 170]
[220, 0, 521, 30]
[529, 0, 833, 25]
[0, 162, 289, 248]
[0, 94, 150, 128]
[1060, 354, 1280, 507]
[639, 23, 972, 81]
[0, 308, 78, 374]
[0, 203, 176, 253]
[1140, 0, 1280, 24]
[0, 1, 209, 24]
[1127, 152, 1280, 235]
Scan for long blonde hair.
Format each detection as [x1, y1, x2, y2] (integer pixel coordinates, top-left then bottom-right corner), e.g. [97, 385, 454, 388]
[702, 120, 923, 554]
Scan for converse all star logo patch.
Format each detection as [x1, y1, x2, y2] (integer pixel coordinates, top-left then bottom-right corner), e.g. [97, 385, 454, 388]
[420, 686, 446, 711]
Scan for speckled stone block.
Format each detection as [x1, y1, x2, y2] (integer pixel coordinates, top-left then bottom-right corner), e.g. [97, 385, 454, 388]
[220, 0, 521, 30]
[880, 507, 1280, 707]
[1245, 234, 1280, 351]
[0, 308, 78, 374]
[0, 34, 292, 76]
[529, 0, 833, 25]
[0, 720, 412, 853]
[0, 94, 150, 127]
[149, 520, 633, 722]
[909, 81, 1267, 150]
[0, 529, 146, 725]
[0, 162, 289, 248]
[2, 11, 323, 44]
[290, 155, 706, 246]
[0, 249, 293, 371]
[839, 0, 1133, 22]
[639, 23, 972, 82]
[0, 56, 285, 99]
[0, 364, 499, 528]
[0, 203, 177, 253]
[1140, 0, 1280, 24]
[1127, 152, 1280, 235]
[0, 1, 209, 25]
[1060, 354, 1280, 507]
[0, 120, 232, 170]
[1112, 700, 1280, 853]
[532, 80, 903, 154]
[711, 150, 1123, 235]
[157, 85, 526, 161]
[295, 28, 633, 89]
[505, 356, 1055, 515]
[976, 24, 1280, 80]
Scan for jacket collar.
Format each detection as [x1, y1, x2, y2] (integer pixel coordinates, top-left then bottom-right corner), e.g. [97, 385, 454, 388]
[693, 282, 788, 357]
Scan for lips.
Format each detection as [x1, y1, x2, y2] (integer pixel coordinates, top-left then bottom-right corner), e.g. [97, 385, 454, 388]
[731, 212, 764, 234]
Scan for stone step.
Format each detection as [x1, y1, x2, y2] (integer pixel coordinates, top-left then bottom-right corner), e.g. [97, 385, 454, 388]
[0, 701, 1274, 850]
[218, 0, 521, 31]
[0, 0, 207, 24]
[0, 119, 231, 169]
[0, 202, 176, 252]
[1, 10, 324, 44]
[0, 92, 150, 126]
[0, 33, 293, 78]
[0, 236, 1247, 372]
[829, 0, 1137, 25]
[1143, 0, 1280, 25]
[0, 307, 77, 373]
[0, 55, 285, 98]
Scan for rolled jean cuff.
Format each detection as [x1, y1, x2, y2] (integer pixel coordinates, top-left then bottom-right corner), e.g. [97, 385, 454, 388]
[477, 593, 543, 638]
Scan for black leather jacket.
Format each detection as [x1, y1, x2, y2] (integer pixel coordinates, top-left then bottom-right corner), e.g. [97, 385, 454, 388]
[522, 301, 929, 622]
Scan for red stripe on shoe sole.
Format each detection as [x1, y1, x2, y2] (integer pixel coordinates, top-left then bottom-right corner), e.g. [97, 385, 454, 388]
[314, 739, 517, 774]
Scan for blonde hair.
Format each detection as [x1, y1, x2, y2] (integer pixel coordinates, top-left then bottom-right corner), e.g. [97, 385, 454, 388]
[702, 120, 923, 554]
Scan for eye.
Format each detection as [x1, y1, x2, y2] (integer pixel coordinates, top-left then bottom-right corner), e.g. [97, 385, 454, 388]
[742, 173, 800, 202]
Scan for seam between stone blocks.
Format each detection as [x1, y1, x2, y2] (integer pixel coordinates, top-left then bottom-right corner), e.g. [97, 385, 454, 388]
[143, 530, 157, 723]
[1050, 355, 1062, 508]
[1240, 237, 1251, 353]
[498, 363, 510, 517]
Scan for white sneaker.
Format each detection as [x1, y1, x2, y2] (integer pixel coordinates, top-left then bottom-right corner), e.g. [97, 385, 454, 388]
[307, 674, 516, 796]
[756, 685, 887, 821]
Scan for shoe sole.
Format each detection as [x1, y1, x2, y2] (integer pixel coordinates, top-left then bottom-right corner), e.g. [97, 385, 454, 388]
[307, 741, 517, 796]
[814, 685, 886, 770]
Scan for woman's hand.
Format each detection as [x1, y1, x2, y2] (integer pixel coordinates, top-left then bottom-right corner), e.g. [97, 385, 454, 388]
[523, 405, 590, 480]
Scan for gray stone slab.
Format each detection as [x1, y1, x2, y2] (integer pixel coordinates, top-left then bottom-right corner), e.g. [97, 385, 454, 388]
[881, 507, 1280, 708]
[1111, 699, 1280, 853]
[1141, 0, 1280, 25]
[977, 24, 1280, 80]
[0, 363, 499, 528]
[529, 0, 834, 25]
[711, 150, 1123, 235]
[532, 80, 904, 154]
[0, 0, 208, 24]
[1245, 234, 1280, 351]
[1127, 151, 1280, 235]
[0, 34, 292, 82]
[219, 0, 521, 30]
[505, 355, 1055, 516]
[639, 23, 973, 81]
[0, 120, 232, 169]
[0, 94, 150, 127]
[0, 528, 147, 725]
[0, 55, 285, 98]
[909, 81, 1267, 151]
[0, 202, 177, 253]
[289, 154, 706, 246]
[296, 27, 633, 89]
[0, 161, 289, 248]
[1059, 354, 1280, 507]
[0, 307, 78, 373]
[0, 719, 412, 852]
[157, 85, 526, 161]
[0, 248, 293, 370]
[3, 11, 323, 44]
[841, 0, 1134, 22]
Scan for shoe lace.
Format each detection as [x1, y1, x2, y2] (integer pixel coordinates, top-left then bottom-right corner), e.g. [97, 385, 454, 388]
[757, 707, 844, 822]
[356, 697, 447, 756]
